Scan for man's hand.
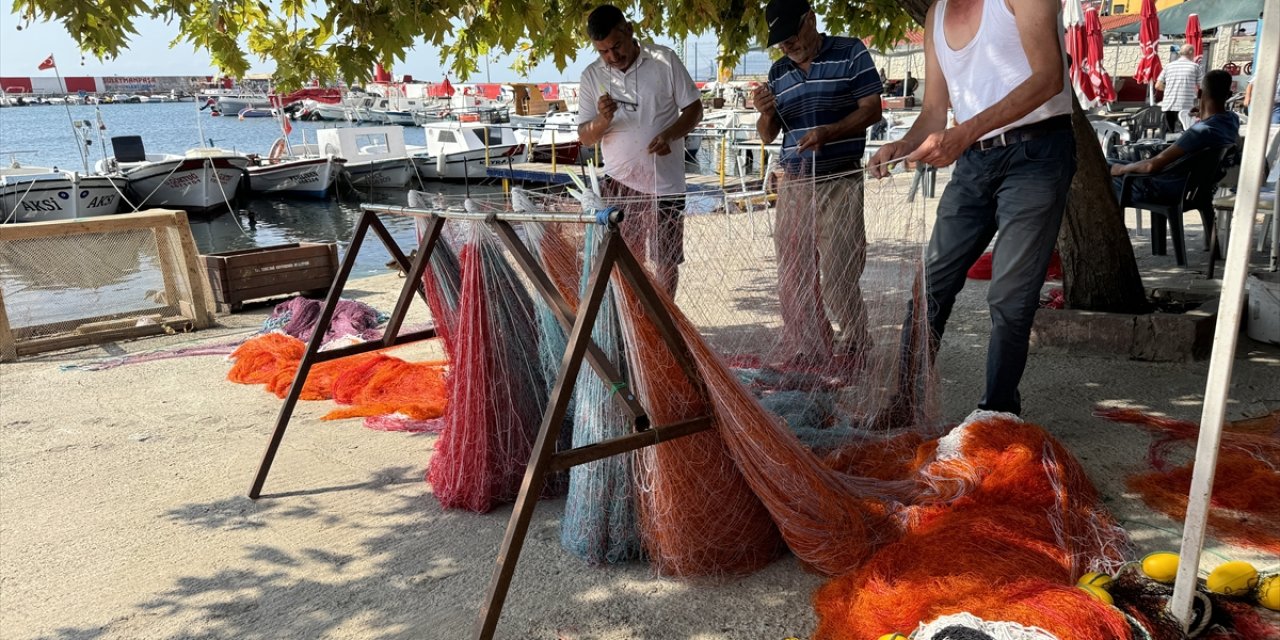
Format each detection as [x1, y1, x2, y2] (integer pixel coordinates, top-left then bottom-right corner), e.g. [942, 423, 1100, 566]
[753, 84, 776, 115]
[796, 125, 834, 155]
[1110, 163, 1129, 177]
[648, 133, 673, 156]
[907, 128, 974, 168]
[868, 142, 905, 179]
[598, 94, 618, 123]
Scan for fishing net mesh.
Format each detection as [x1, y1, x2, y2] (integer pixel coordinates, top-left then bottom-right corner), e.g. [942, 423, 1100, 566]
[0, 215, 212, 358]
[400, 161, 1134, 635]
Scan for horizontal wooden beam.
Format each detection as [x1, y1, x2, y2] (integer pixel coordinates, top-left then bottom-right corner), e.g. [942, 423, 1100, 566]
[548, 416, 714, 472]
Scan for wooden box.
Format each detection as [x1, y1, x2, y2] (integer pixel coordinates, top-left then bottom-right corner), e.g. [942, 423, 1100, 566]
[202, 242, 339, 312]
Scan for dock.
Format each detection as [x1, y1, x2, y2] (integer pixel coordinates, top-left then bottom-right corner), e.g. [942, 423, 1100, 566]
[485, 161, 763, 194]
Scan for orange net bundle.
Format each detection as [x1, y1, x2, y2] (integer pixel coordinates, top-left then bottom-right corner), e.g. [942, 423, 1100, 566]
[613, 276, 784, 576]
[227, 333, 449, 422]
[813, 417, 1131, 639]
[1098, 408, 1280, 553]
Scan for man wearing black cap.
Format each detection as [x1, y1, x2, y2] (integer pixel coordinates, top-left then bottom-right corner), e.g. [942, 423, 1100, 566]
[753, 0, 883, 363]
[868, 0, 1074, 417]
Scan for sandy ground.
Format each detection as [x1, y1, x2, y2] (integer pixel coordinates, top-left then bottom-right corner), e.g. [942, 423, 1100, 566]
[2, 189, 1278, 639]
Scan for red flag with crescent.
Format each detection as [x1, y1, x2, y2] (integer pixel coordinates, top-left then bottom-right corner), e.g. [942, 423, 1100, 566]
[38, 54, 55, 71]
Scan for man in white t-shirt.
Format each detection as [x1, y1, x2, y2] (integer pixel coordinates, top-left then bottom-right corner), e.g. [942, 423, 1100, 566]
[1157, 45, 1203, 133]
[577, 4, 703, 295]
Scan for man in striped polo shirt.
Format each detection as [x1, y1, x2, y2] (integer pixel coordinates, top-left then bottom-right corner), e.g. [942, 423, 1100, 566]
[753, 0, 883, 363]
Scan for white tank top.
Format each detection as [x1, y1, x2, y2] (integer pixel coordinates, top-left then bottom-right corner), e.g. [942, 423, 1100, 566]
[933, 0, 1072, 140]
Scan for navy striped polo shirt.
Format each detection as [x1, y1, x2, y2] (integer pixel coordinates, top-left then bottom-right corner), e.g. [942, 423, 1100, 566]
[768, 35, 881, 175]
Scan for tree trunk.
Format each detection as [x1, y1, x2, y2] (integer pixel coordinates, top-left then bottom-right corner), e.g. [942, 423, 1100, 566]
[894, 0, 1149, 313]
[1059, 100, 1151, 312]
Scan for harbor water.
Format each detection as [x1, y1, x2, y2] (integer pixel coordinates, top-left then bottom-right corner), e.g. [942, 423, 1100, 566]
[2, 101, 504, 277]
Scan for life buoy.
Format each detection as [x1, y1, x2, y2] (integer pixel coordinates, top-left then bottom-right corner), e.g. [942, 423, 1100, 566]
[460, 112, 480, 123]
[268, 138, 287, 163]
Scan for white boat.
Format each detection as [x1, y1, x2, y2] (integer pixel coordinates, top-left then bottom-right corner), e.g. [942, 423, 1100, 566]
[412, 121, 521, 181]
[514, 111, 582, 164]
[216, 92, 271, 113]
[96, 137, 251, 213]
[246, 138, 344, 198]
[1, 162, 124, 223]
[313, 126, 415, 188]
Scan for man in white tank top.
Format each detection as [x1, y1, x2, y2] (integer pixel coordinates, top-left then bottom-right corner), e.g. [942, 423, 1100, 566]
[869, 0, 1075, 416]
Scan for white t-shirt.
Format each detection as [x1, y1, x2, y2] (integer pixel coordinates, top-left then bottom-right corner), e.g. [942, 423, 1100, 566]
[577, 42, 700, 195]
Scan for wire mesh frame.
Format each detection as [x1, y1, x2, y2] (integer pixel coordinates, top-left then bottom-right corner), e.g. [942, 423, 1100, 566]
[243, 203, 720, 639]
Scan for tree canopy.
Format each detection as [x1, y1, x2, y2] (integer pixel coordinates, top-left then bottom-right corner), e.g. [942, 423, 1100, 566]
[11, 0, 918, 88]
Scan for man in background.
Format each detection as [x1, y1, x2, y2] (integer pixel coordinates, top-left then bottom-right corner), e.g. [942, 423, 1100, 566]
[1112, 70, 1239, 201]
[752, 0, 882, 363]
[1158, 45, 1203, 134]
[576, 4, 702, 295]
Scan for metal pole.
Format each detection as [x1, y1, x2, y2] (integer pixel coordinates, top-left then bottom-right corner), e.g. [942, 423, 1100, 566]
[1168, 0, 1279, 628]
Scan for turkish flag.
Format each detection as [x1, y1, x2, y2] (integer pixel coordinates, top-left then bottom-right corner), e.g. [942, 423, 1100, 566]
[282, 117, 293, 136]
[37, 54, 55, 71]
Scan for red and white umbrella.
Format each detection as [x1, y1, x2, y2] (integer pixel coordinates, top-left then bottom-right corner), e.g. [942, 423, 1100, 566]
[1063, 0, 1096, 105]
[1133, 0, 1163, 104]
[1085, 8, 1117, 105]
[1186, 13, 1204, 65]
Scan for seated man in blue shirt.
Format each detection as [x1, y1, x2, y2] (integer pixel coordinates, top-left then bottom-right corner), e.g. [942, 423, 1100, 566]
[1111, 69, 1240, 203]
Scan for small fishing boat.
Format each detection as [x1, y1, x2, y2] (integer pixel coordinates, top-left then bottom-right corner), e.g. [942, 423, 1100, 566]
[96, 136, 250, 214]
[1, 160, 124, 223]
[412, 121, 521, 181]
[246, 137, 344, 198]
[309, 126, 414, 188]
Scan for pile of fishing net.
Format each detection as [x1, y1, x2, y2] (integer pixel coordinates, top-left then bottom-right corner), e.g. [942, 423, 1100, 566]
[1098, 407, 1280, 554]
[399, 164, 1275, 637]
[226, 297, 448, 431]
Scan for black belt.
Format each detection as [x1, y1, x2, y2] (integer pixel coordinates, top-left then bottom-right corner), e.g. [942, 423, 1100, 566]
[970, 114, 1071, 152]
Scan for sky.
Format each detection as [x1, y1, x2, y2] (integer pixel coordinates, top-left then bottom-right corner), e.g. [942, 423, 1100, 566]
[0, 11, 771, 82]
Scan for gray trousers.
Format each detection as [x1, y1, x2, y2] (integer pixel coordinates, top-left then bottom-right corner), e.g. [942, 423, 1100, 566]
[926, 128, 1076, 414]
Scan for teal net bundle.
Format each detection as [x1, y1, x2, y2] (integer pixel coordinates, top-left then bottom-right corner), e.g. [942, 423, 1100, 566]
[401, 159, 1142, 636]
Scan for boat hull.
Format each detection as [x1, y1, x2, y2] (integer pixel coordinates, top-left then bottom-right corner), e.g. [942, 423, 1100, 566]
[247, 157, 340, 198]
[1, 175, 125, 223]
[414, 145, 520, 181]
[344, 158, 414, 188]
[123, 157, 250, 213]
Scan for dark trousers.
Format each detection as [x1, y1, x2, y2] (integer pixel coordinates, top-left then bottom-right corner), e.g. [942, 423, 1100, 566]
[924, 128, 1076, 414]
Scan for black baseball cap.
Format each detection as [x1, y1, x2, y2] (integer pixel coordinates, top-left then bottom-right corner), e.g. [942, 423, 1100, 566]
[766, 0, 811, 47]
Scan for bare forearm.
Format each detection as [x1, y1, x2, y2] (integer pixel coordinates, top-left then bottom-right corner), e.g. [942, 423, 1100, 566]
[757, 111, 781, 143]
[578, 117, 611, 147]
[897, 107, 949, 154]
[829, 104, 882, 140]
[664, 102, 703, 141]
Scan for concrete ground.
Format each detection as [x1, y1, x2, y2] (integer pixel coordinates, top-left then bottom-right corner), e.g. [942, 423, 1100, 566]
[1, 202, 1278, 640]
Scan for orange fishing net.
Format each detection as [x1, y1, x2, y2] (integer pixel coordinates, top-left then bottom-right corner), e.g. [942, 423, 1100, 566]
[1098, 408, 1280, 553]
[227, 333, 448, 422]
[813, 417, 1131, 639]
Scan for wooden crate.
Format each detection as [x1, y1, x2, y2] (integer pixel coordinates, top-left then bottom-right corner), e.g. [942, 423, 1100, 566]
[202, 242, 339, 312]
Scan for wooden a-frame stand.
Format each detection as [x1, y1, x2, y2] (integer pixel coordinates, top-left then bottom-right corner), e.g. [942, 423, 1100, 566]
[247, 204, 717, 639]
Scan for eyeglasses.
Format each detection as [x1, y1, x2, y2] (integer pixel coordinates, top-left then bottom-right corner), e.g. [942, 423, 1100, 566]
[613, 98, 639, 112]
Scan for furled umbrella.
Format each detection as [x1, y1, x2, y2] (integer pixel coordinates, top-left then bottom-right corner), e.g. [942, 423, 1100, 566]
[1085, 7, 1117, 105]
[1186, 13, 1204, 65]
[1133, 0, 1163, 105]
[1063, 0, 1097, 106]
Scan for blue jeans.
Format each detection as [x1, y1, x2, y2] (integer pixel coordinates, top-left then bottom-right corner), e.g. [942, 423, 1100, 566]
[925, 128, 1076, 414]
